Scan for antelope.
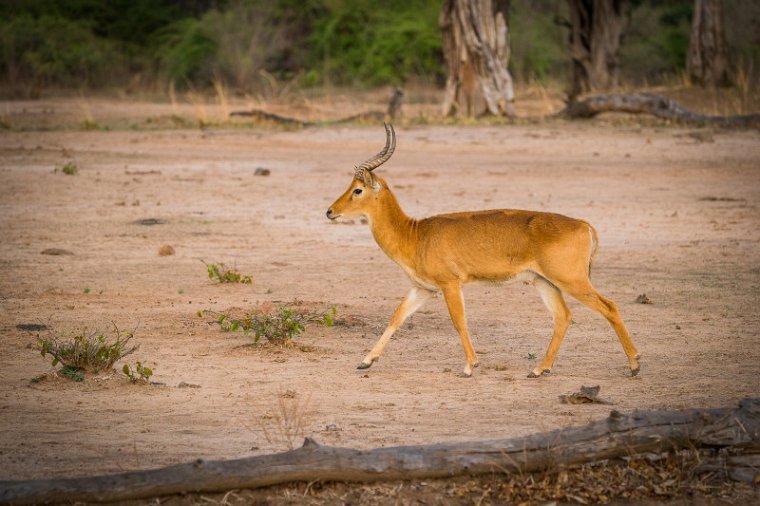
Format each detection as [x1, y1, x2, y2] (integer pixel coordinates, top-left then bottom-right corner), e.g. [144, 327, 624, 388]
[326, 124, 640, 378]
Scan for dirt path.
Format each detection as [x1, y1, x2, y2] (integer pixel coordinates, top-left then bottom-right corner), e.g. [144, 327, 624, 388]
[1, 105, 759, 481]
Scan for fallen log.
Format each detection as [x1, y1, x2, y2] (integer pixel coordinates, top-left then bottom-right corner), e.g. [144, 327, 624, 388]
[2, 398, 758, 505]
[557, 93, 760, 127]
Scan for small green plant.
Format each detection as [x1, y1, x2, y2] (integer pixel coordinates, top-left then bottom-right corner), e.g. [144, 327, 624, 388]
[36, 324, 138, 379]
[527, 352, 537, 361]
[80, 119, 100, 130]
[55, 162, 79, 175]
[60, 365, 85, 382]
[83, 287, 91, 294]
[122, 362, 154, 383]
[202, 260, 252, 284]
[203, 304, 336, 345]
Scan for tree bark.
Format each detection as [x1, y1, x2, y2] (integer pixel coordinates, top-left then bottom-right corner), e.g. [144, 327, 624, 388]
[557, 93, 760, 127]
[564, 0, 629, 101]
[440, 0, 516, 117]
[688, 0, 730, 86]
[2, 398, 758, 505]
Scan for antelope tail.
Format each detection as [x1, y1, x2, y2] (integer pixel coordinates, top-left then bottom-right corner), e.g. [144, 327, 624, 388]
[588, 223, 599, 276]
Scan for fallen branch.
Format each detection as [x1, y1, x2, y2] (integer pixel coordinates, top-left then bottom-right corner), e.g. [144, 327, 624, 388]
[228, 109, 313, 127]
[557, 93, 760, 127]
[229, 88, 403, 127]
[228, 109, 387, 127]
[2, 398, 758, 504]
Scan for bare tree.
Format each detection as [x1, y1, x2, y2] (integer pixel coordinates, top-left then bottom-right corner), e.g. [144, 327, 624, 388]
[688, 0, 730, 86]
[560, 0, 630, 101]
[440, 0, 516, 117]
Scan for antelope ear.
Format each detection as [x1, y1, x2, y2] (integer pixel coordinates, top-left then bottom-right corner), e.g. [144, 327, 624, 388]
[362, 170, 381, 192]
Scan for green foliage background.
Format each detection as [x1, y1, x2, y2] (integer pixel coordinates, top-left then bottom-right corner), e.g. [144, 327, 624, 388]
[1, 0, 757, 93]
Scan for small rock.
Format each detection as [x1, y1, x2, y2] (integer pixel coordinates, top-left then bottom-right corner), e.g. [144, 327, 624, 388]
[254, 167, 271, 176]
[158, 245, 175, 256]
[325, 424, 341, 431]
[178, 381, 201, 389]
[635, 293, 653, 304]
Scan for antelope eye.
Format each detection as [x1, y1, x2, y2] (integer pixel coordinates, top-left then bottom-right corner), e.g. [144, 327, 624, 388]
[353, 188, 363, 195]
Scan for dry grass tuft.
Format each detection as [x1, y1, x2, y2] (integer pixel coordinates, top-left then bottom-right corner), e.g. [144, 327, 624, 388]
[259, 392, 313, 451]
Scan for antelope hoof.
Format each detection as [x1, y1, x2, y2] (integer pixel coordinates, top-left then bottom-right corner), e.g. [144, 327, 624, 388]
[528, 368, 550, 378]
[357, 357, 378, 370]
[460, 363, 477, 377]
[631, 365, 640, 377]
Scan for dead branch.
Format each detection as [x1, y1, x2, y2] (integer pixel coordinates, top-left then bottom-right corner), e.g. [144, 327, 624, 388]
[229, 88, 403, 127]
[228, 109, 388, 127]
[228, 109, 313, 127]
[2, 398, 758, 504]
[557, 93, 760, 127]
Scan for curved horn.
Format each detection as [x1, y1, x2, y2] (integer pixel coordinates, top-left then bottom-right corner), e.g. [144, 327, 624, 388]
[355, 123, 396, 175]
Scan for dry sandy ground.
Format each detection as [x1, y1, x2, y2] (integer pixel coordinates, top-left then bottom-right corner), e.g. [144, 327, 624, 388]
[0, 99, 759, 490]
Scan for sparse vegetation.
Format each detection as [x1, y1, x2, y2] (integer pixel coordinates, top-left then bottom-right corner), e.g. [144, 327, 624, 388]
[203, 260, 252, 284]
[80, 119, 100, 130]
[36, 324, 138, 379]
[203, 303, 336, 345]
[60, 365, 85, 382]
[54, 162, 79, 175]
[122, 361, 154, 383]
[259, 391, 313, 451]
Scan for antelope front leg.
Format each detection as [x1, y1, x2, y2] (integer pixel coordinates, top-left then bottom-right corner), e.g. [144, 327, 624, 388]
[440, 282, 479, 377]
[358, 286, 433, 370]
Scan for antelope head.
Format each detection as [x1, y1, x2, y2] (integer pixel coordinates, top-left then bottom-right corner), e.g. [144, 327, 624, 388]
[326, 123, 396, 222]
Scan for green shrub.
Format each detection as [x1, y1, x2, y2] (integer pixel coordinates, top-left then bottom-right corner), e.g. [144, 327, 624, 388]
[510, 3, 568, 83]
[0, 13, 120, 87]
[122, 361, 153, 383]
[54, 162, 79, 175]
[36, 324, 138, 377]
[620, 2, 692, 84]
[308, 0, 442, 86]
[203, 261, 252, 284]
[205, 304, 336, 345]
[153, 17, 215, 84]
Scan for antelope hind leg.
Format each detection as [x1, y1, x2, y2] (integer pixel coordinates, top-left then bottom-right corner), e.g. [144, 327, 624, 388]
[560, 280, 641, 376]
[528, 276, 572, 378]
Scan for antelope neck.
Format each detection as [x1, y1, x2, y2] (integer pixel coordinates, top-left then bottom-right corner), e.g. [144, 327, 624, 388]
[368, 190, 418, 267]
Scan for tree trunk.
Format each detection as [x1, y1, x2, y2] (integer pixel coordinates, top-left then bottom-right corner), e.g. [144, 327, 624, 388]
[564, 0, 629, 101]
[2, 398, 758, 504]
[440, 0, 516, 117]
[688, 0, 730, 86]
